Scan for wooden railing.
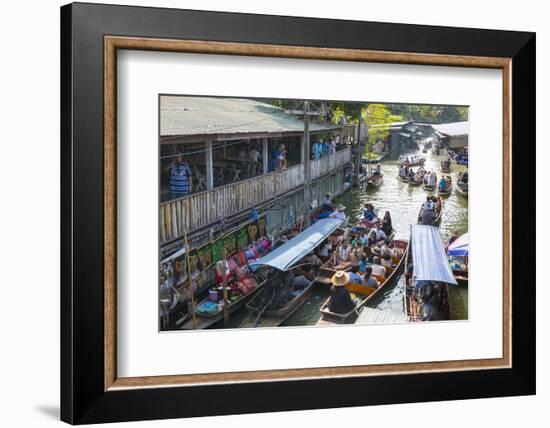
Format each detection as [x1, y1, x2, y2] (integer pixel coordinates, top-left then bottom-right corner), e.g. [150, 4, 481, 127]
[311, 148, 351, 180]
[160, 147, 350, 244]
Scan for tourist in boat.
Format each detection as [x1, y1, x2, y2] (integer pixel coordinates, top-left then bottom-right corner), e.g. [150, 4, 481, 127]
[348, 265, 363, 284]
[328, 271, 356, 314]
[362, 267, 380, 289]
[421, 199, 435, 225]
[373, 163, 382, 175]
[399, 165, 406, 177]
[370, 256, 387, 277]
[358, 254, 369, 273]
[369, 221, 388, 244]
[381, 251, 393, 268]
[317, 239, 332, 262]
[302, 251, 323, 267]
[289, 266, 316, 297]
[336, 240, 352, 264]
[438, 176, 447, 192]
[367, 230, 378, 247]
[329, 204, 347, 221]
[460, 171, 468, 184]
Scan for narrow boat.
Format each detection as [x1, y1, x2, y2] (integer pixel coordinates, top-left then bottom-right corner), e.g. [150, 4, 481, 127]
[417, 195, 444, 226]
[422, 173, 437, 192]
[408, 177, 423, 186]
[317, 239, 409, 325]
[240, 218, 345, 328]
[367, 173, 384, 188]
[404, 225, 458, 321]
[456, 181, 468, 197]
[399, 155, 426, 167]
[181, 275, 268, 330]
[397, 174, 410, 183]
[437, 175, 453, 196]
[440, 160, 452, 173]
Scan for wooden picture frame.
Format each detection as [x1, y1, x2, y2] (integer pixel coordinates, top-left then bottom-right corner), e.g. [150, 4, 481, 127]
[61, 2, 535, 424]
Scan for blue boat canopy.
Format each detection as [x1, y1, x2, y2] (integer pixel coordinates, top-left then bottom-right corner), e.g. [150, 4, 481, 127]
[249, 218, 343, 271]
[411, 225, 458, 285]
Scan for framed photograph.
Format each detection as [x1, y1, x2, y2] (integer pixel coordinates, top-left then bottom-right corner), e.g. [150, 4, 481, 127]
[61, 2, 535, 424]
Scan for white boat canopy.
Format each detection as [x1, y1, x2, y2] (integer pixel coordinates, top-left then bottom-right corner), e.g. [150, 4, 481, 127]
[249, 218, 344, 271]
[411, 225, 458, 285]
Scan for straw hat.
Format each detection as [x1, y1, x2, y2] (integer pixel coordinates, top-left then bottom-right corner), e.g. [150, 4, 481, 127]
[371, 246, 381, 256]
[331, 271, 350, 287]
[336, 204, 346, 211]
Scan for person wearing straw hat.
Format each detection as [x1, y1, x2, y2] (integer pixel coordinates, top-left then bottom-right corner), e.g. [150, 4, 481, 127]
[329, 204, 347, 221]
[328, 271, 356, 314]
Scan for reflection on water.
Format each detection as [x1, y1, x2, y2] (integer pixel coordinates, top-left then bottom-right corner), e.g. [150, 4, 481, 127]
[212, 148, 468, 329]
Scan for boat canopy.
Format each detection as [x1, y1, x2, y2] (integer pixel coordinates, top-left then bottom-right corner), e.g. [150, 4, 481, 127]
[448, 233, 469, 257]
[249, 218, 343, 271]
[411, 225, 458, 285]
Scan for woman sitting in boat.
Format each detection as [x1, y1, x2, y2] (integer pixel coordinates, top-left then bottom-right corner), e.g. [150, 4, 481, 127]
[366, 230, 378, 247]
[373, 163, 382, 175]
[328, 271, 356, 315]
[398, 165, 407, 178]
[361, 267, 379, 289]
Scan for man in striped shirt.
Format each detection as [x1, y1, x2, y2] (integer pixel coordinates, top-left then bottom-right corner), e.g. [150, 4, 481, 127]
[168, 153, 192, 197]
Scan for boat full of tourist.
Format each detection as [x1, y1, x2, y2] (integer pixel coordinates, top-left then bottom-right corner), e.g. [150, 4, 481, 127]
[240, 218, 344, 328]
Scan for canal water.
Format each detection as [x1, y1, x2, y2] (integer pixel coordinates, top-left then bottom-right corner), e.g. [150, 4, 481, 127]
[214, 147, 469, 329]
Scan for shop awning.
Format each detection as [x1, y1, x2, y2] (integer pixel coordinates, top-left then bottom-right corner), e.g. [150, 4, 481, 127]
[249, 218, 343, 271]
[411, 225, 458, 285]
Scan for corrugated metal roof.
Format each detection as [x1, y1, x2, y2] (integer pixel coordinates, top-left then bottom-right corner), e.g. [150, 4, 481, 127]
[161, 96, 341, 137]
[431, 121, 469, 138]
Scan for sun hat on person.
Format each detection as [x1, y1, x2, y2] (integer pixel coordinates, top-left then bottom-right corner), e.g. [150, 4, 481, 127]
[331, 271, 350, 287]
[336, 204, 346, 211]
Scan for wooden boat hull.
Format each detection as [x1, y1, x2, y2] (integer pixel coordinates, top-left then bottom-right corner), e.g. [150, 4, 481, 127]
[455, 183, 468, 197]
[440, 161, 452, 173]
[404, 244, 452, 321]
[181, 281, 266, 330]
[423, 184, 436, 192]
[408, 179, 422, 186]
[241, 280, 319, 328]
[437, 176, 453, 196]
[367, 174, 384, 188]
[318, 239, 409, 325]
[397, 174, 409, 183]
[417, 196, 444, 226]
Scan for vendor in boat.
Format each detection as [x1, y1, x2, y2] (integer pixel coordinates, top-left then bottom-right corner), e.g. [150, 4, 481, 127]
[460, 171, 468, 184]
[369, 221, 388, 244]
[381, 211, 393, 236]
[328, 271, 356, 314]
[373, 163, 382, 175]
[289, 266, 316, 296]
[302, 251, 323, 267]
[362, 267, 380, 289]
[398, 165, 406, 177]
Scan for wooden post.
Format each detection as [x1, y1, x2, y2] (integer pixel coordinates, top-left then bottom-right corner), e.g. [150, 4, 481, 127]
[262, 137, 268, 175]
[221, 247, 229, 325]
[303, 101, 311, 225]
[206, 140, 213, 190]
[183, 230, 197, 329]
